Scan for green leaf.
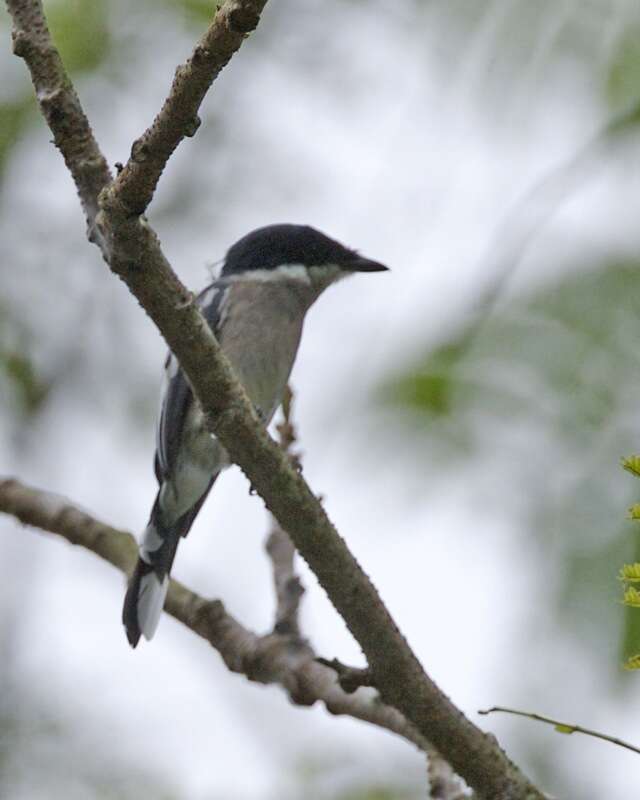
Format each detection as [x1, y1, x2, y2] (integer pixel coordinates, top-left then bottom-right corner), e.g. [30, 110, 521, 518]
[622, 455, 640, 478]
[619, 563, 640, 583]
[622, 535, 640, 662]
[554, 724, 575, 735]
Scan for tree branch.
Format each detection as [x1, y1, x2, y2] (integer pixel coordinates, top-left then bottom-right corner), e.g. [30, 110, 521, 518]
[5, 2, 545, 797]
[265, 387, 304, 636]
[315, 658, 376, 695]
[265, 400, 472, 799]
[265, 516, 304, 636]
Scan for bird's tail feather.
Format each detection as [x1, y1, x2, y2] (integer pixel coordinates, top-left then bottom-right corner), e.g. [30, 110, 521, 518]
[122, 483, 213, 648]
[124, 559, 170, 645]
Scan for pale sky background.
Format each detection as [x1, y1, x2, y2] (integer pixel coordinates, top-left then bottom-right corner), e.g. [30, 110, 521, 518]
[2, 1, 640, 798]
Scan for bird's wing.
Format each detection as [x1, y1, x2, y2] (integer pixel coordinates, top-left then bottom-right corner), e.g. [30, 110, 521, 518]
[154, 282, 228, 481]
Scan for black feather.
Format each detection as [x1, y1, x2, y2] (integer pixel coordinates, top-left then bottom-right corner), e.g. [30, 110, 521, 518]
[155, 284, 227, 479]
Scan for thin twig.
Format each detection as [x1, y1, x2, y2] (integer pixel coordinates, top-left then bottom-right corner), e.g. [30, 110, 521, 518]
[265, 385, 304, 635]
[479, 706, 640, 756]
[265, 520, 303, 635]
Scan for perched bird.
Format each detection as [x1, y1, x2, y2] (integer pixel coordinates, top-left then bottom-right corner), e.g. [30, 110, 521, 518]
[122, 224, 388, 647]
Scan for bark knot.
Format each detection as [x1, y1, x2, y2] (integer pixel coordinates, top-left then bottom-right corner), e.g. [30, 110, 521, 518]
[227, 3, 260, 34]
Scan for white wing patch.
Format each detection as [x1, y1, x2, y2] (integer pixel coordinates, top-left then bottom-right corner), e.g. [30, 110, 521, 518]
[199, 285, 219, 308]
[165, 355, 180, 380]
[139, 522, 165, 562]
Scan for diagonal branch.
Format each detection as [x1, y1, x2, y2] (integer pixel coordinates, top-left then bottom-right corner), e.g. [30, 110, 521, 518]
[0, 476, 429, 752]
[6, 2, 544, 797]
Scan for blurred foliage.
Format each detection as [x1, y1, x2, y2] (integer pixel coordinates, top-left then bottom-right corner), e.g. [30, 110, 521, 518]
[606, 24, 640, 112]
[0, 98, 32, 175]
[387, 262, 640, 669]
[331, 789, 419, 800]
[287, 753, 423, 800]
[46, 0, 110, 75]
[0, 308, 51, 418]
[162, 0, 222, 26]
[388, 263, 640, 444]
[0, 696, 177, 800]
[0, 614, 176, 800]
[0, 349, 50, 417]
[621, 475, 640, 665]
[290, 777, 422, 800]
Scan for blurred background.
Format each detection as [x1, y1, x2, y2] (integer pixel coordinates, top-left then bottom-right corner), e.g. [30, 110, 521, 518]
[2, 0, 640, 797]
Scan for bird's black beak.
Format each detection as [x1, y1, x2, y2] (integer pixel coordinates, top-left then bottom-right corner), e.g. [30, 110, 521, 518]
[342, 257, 390, 273]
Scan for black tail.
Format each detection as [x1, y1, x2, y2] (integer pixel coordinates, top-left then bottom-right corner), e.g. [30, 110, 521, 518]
[122, 483, 214, 647]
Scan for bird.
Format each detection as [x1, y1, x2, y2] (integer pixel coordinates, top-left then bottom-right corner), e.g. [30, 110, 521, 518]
[122, 223, 389, 647]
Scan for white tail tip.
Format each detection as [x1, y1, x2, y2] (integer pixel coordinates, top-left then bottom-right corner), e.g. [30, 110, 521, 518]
[137, 572, 169, 641]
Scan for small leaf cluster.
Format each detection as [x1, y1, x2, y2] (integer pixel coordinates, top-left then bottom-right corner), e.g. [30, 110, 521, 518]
[620, 456, 640, 669]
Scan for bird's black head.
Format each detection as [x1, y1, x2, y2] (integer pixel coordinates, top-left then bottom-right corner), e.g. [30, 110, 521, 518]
[221, 224, 388, 279]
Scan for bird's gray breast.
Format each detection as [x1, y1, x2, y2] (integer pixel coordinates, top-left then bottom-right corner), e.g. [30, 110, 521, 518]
[218, 281, 306, 420]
